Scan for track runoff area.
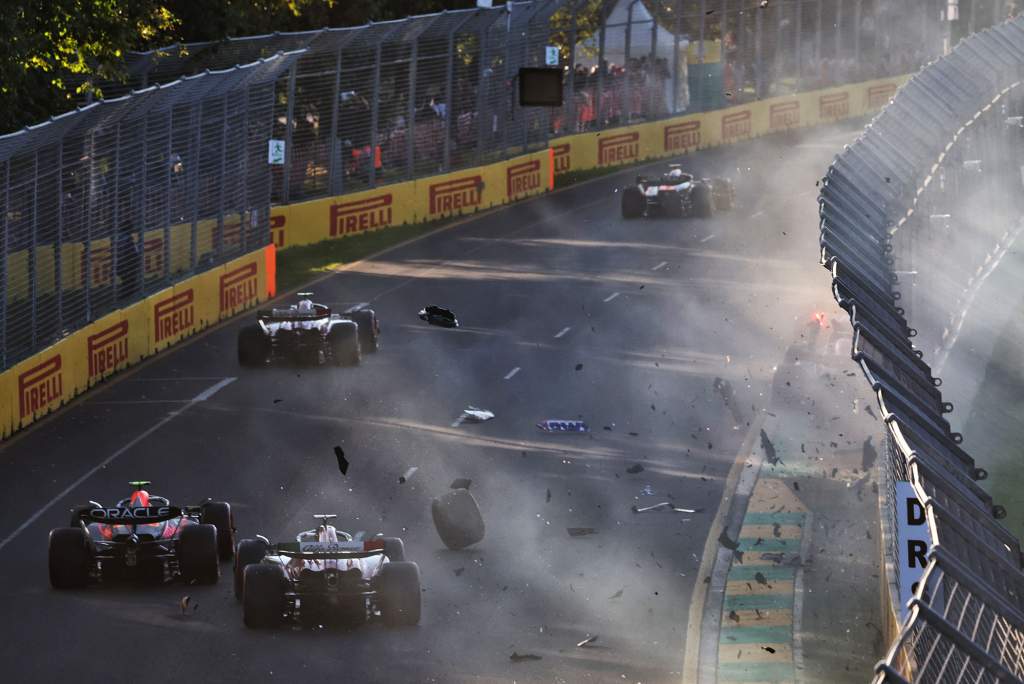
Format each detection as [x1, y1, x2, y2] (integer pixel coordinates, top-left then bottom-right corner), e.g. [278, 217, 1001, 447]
[0, 122, 859, 683]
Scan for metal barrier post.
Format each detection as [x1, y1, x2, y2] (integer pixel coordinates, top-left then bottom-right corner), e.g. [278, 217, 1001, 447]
[650, 13, 659, 118]
[188, 105, 200, 271]
[624, 2, 634, 123]
[673, 0, 682, 114]
[699, 0, 706, 111]
[328, 47, 343, 194]
[109, 127, 119, 305]
[369, 42, 381, 188]
[596, 22, 606, 125]
[217, 94, 229, 262]
[854, 0, 862, 63]
[56, 144, 64, 330]
[406, 40, 417, 179]
[796, 0, 803, 90]
[755, 0, 764, 97]
[567, 2, 578, 133]
[283, 63, 297, 203]
[476, 24, 490, 162]
[443, 30, 456, 171]
[815, 0, 823, 76]
[1, 161, 8, 367]
[163, 113, 173, 286]
[30, 151, 38, 350]
[835, 0, 843, 61]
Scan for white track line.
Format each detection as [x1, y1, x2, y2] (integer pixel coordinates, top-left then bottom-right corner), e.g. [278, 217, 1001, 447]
[699, 234, 716, 243]
[603, 292, 620, 303]
[0, 377, 236, 552]
[504, 366, 521, 380]
[554, 326, 572, 339]
[652, 261, 668, 271]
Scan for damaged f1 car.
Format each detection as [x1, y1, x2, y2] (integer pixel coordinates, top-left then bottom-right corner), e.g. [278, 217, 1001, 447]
[419, 305, 459, 328]
[48, 481, 235, 588]
[621, 165, 734, 219]
[235, 514, 420, 628]
[237, 293, 380, 367]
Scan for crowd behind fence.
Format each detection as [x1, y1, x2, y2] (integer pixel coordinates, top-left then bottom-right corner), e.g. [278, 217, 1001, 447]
[819, 15, 1024, 683]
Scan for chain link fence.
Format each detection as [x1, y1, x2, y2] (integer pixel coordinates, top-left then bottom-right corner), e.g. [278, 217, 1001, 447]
[819, 15, 1024, 683]
[1, 0, 947, 371]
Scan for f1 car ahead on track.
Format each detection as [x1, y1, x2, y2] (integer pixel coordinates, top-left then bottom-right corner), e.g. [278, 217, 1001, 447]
[48, 481, 235, 588]
[237, 293, 380, 367]
[419, 305, 459, 328]
[235, 514, 420, 629]
[621, 164, 735, 219]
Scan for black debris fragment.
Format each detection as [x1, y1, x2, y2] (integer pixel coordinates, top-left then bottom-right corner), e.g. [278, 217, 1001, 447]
[510, 653, 542, 662]
[772, 522, 781, 538]
[273, 398, 283, 404]
[865, 405, 877, 419]
[762, 646, 777, 654]
[626, 464, 645, 474]
[862, 436, 878, 471]
[628, 432, 639, 437]
[568, 527, 597, 537]
[760, 429, 781, 466]
[334, 446, 349, 475]
[575, 363, 584, 371]
[399, 467, 418, 484]
[718, 530, 740, 551]
[450, 478, 472, 490]
[728, 610, 740, 623]
[577, 635, 599, 648]
[754, 572, 768, 586]
[610, 588, 624, 599]
[546, 488, 552, 503]
[793, 481, 800, 491]
[453, 567, 465, 577]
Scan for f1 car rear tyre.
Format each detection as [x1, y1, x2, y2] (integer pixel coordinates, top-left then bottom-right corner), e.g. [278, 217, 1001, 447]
[621, 187, 644, 219]
[201, 501, 234, 562]
[349, 309, 379, 353]
[431, 489, 485, 550]
[376, 561, 421, 627]
[381, 537, 405, 562]
[238, 324, 270, 367]
[179, 524, 219, 584]
[49, 528, 91, 589]
[243, 564, 288, 628]
[711, 179, 735, 211]
[234, 539, 269, 601]
[328, 324, 361, 366]
[692, 184, 714, 218]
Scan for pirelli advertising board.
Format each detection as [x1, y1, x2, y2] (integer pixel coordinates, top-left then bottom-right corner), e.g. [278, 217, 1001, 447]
[0, 244, 277, 437]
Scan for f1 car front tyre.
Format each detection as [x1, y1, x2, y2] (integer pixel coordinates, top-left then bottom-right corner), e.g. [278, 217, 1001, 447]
[621, 187, 644, 219]
[376, 561, 422, 627]
[200, 501, 234, 562]
[381, 537, 405, 562]
[238, 325, 270, 367]
[349, 309, 379, 353]
[431, 489, 485, 550]
[328, 324, 361, 367]
[234, 539, 269, 601]
[49, 528, 91, 589]
[243, 564, 288, 628]
[178, 524, 219, 584]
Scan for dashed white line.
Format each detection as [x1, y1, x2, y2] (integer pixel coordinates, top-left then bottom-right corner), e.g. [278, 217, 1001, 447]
[504, 366, 521, 380]
[652, 261, 668, 271]
[0, 376, 237, 553]
[554, 326, 572, 339]
[603, 292, 620, 303]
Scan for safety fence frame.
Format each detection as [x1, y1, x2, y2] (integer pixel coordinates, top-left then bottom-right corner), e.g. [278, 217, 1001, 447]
[819, 15, 1024, 683]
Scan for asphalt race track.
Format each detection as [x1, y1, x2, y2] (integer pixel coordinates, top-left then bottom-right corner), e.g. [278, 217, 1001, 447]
[0, 123, 858, 683]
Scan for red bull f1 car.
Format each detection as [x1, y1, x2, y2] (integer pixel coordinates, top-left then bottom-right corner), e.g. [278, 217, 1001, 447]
[235, 514, 420, 629]
[48, 481, 235, 588]
[237, 293, 380, 367]
[621, 165, 735, 219]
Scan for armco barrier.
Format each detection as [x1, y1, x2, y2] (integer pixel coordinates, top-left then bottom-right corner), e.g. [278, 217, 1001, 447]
[0, 245, 276, 439]
[270, 76, 908, 249]
[819, 17, 1024, 684]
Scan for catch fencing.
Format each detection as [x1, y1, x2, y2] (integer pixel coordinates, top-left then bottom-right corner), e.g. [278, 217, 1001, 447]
[0, 0, 937, 373]
[818, 15, 1024, 683]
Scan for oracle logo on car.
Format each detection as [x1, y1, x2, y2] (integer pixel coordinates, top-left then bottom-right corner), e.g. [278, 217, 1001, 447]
[329, 194, 393, 237]
[220, 262, 258, 315]
[769, 101, 800, 130]
[82, 245, 113, 288]
[429, 176, 483, 216]
[552, 143, 571, 174]
[87, 320, 129, 380]
[270, 214, 286, 248]
[663, 120, 701, 153]
[868, 83, 898, 109]
[507, 159, 542, 198]
[819, 92, 850, 119]
[88, 506, 173, 521]
[721, 111, 752, 142]
[18, 355, 62, 419]
[154, 289, 195, 343]
[598, 132, 639, 165]
[143, 236, 165, 278]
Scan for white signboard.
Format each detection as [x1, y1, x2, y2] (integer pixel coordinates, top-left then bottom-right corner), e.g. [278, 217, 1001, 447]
[476, 0, 493, 7]
[268, 139, 285, 165]
[545, 46, 560, 66]
[895, 482, 933, 622]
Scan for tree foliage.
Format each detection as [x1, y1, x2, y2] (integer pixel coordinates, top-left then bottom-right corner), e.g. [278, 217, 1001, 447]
[1, 0, 476, 134]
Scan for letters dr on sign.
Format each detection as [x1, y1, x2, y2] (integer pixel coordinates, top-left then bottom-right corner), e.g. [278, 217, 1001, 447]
[895, 481, 934, 622]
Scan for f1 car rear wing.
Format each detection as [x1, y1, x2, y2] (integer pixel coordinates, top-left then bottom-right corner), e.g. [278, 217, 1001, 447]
[77, 505, 191, 525]
[272, 539, 387, 560]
